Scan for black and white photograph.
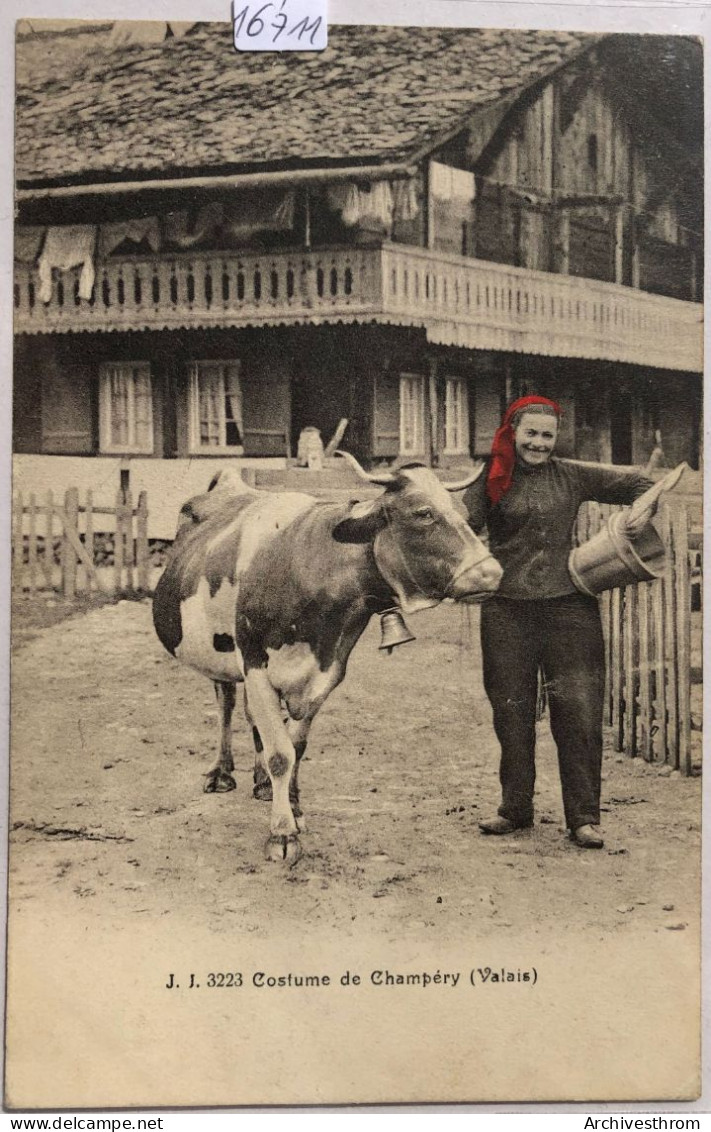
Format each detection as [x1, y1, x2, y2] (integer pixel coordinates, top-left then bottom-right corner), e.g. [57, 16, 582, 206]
[6, 5, 704, 1108]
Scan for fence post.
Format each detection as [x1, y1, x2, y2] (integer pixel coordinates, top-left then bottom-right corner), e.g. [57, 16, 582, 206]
[63, 488, 79, 600]
[136, 491, 149, 592]
[45, 489, 55, 590]
[26, 493, 37, 593]
[638, 579, 653, 760]
[610, 586, 623, 749]
[114, 488, 125, 595]
[673, 507, 692, 775]
[12, 493, 23, 590]
[660, 503, 679, 768]
[124, 490, 134, 593]
[85, 490, 94, 593]
[622, 584, 639, 757]
[650, 573, 666, 763]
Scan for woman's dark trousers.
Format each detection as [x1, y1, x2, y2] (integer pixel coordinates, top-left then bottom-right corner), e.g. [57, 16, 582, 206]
[480, 594, 605, 831]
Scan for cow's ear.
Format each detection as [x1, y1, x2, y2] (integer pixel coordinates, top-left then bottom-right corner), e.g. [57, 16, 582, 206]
[332, 500, 386, 544]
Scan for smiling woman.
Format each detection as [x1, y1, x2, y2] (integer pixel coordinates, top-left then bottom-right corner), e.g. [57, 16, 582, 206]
[513, 407, 559, 467]
[464, 395, 655, 851]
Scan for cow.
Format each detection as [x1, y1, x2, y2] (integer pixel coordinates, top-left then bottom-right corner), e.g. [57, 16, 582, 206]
[152, 452, 503, 864]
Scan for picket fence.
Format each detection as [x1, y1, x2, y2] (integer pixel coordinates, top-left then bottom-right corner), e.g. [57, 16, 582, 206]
[575, 500, 700, 775]
[12, 487, 150, 598]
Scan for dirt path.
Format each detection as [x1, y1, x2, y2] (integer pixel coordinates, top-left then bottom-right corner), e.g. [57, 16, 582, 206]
[9, 597, 701, 943]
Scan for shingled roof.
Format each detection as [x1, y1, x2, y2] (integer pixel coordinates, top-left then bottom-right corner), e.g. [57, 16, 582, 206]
[15, 22, 595, 188]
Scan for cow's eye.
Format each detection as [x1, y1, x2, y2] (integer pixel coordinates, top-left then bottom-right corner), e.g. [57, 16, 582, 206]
[414, 506, 435, 522]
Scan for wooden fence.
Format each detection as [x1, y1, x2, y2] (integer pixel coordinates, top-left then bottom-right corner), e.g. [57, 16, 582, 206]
[12, 487, 149, 598]
[575, 500, 700, 775]
[11, 483, 701, 773]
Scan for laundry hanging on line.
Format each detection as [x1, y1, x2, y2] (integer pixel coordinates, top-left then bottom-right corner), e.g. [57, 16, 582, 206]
[163, 202, 225, 249]
[392, 179, 420, 223]
[326, 181, 394, 230]
[98, 216, 162, 258]
[14, 226, 45, 265]
[221, 190, 295, 239]
[38, 225, 97, 302]
[429, 161, 477, 202]
[326, 183, 361, 227]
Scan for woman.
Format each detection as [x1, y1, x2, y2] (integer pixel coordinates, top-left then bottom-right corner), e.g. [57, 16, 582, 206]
[464, 395, 655, 849]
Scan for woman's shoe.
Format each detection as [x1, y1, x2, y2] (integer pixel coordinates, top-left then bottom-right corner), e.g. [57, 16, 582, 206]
[571, 824, 604, 849]
[479, 816, 533, 835]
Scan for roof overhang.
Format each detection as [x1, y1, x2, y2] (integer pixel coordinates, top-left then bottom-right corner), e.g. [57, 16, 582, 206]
[16, 162, 418, 203]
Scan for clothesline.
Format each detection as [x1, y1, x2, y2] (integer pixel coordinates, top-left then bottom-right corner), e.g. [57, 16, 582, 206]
[17, 169, 695, 306]
[19, 178, 423, 303]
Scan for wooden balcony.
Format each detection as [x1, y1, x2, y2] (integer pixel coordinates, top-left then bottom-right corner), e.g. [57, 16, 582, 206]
[14, 243, 702, 372]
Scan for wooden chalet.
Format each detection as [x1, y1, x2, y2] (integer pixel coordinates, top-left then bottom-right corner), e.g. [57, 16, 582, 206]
[13, 22, 703, 536]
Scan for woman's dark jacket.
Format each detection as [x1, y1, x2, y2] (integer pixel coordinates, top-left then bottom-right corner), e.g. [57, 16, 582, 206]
[463, 458, 653, 601]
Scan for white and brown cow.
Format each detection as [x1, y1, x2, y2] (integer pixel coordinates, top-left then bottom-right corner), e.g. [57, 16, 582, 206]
[152, 453, 502, 863]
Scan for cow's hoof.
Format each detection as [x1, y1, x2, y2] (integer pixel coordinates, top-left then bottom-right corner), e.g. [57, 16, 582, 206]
[253, 781, 273, 802]
[204, 769, 236, 793]
[264, 834, 302, 865]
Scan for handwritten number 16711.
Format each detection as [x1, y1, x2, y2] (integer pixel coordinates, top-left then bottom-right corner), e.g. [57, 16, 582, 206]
[233, 2, 323, 48]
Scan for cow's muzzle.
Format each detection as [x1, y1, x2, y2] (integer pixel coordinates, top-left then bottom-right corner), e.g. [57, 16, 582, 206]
[447, 554, 503, 601]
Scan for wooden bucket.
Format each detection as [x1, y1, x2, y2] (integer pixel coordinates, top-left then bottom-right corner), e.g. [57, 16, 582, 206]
[569, 511, 666, 596]
[568, 463, 687, 597]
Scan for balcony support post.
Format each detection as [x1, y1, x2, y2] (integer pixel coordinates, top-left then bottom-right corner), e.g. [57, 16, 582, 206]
[553, 207, 570, 275]
[426, 354, 439, 467]
[611, 204, 625, 284]
[631, 212, 641, 290]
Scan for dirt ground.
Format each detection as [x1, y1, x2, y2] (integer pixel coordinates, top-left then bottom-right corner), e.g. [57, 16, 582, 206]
[8, 592, 702, 946]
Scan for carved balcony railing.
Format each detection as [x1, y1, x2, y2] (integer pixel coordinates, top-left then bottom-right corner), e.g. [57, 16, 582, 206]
[14, 243, 702, 372]
[380, 245, 703, 372]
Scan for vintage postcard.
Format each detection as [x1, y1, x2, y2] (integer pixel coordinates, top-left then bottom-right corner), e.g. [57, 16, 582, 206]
[6, 5, 704, 1108]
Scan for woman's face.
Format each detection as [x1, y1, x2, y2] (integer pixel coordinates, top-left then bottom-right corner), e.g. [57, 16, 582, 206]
[513, 411, 559, 467]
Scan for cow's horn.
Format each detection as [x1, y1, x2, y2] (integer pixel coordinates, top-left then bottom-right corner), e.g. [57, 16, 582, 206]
[443, 461, 486, 492]
[336, 450, 396, 486]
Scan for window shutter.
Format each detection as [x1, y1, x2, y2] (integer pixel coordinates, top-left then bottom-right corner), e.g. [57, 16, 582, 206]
[41, 363, 94, 454]
[472, 375, 502, 457]
[373, 370, 400, 457]
[242, 360, 290, 457]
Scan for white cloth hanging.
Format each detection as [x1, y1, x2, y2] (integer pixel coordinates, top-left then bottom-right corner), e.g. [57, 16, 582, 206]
[327, 183, 361, 227]
[222, 191, 295, 238]
[359, 180, 394, 228]
[38, 225, 96, 302]
[98, 216, 161, 258]
[14, 226, 45, 264]
[392, 179, 419, 222]
[163, 201, 224, 248]
[429, 161, 476, 202]
[328, 181, 394, 229]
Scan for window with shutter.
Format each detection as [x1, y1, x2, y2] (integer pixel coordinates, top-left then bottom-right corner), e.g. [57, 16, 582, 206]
[444, 377, 470, 455]
[189, 361, 244, 454]
[399, 373, 425, 456]
[99, 362, 154, 454]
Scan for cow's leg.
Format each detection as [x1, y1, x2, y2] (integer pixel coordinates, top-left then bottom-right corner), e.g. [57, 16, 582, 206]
[244, 688, 271, 800]
[285, 717, 311, 828]
[244, 669, 301, 864]
[204, 681, 237, 793]
[246, 693, 309, 818]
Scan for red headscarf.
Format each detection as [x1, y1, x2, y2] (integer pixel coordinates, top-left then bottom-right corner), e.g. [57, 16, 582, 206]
[487, 395, 562, 504]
